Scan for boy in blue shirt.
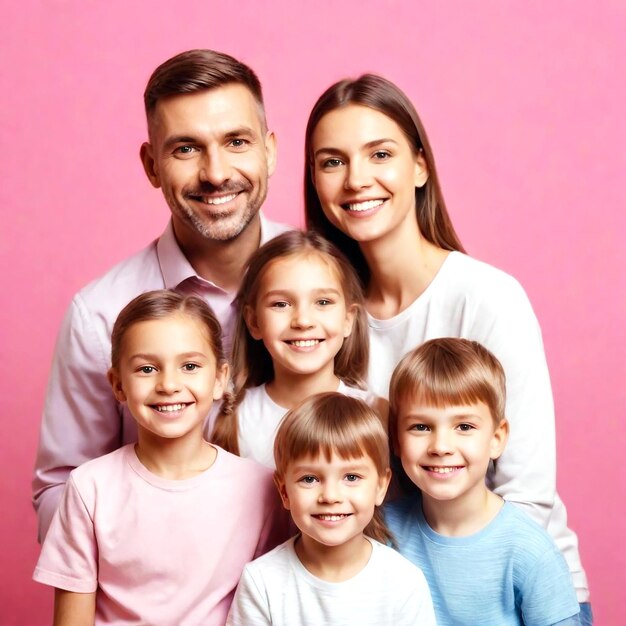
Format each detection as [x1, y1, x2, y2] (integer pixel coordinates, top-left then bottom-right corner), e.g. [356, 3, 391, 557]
[385, 338, 581, 625]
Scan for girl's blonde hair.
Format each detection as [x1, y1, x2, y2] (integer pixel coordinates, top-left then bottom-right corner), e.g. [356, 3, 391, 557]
[110, 289, 225, 369]
[274, 392, 392, 545]
[211, 230, 369, 454]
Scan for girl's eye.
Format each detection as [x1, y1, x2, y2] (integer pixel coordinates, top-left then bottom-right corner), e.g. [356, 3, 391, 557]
[140, 366, 155, 374]
[410, 423, 429, 432]
[321, 158, 343, 168]
[270, 301, 289, 309]
[183, 363, 199, 372]
[317, 298, 333, 306]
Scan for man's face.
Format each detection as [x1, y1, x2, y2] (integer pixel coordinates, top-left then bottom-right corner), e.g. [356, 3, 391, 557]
[141, 83, 276, 246]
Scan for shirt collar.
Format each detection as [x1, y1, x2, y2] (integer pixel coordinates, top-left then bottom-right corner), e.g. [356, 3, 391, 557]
[156, 213, 273, 291]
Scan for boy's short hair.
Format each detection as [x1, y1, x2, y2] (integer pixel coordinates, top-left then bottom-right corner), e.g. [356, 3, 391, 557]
[274, 392, 388, 479]
[389, 338, 506, 438]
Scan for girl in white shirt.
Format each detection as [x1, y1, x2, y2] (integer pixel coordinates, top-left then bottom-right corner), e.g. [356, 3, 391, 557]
[212, 230, 384, 467]
[227, 392, 436, 626]
[303, 74, 591, 618]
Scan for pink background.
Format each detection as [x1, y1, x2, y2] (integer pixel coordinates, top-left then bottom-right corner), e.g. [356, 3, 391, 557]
[1, 2, 624, 623]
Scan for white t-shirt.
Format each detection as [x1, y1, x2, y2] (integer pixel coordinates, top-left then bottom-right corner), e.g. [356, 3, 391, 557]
[226, 536, 436, 626]
[368, 250, 588, 600]
[33, 444, 286, 625]
[238, 381, 374, 468]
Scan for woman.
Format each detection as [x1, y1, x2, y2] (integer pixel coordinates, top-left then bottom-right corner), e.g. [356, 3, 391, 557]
[304, 74, 591, 622]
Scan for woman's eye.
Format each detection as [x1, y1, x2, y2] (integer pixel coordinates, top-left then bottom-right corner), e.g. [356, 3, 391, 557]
[321, 158, 343, 168]
[372, 150, 391, 160]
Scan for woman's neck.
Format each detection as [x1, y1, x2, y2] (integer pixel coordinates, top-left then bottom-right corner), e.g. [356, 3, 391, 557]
[421, 487, 504, 537]
[266, 365, 341, 409]
[360, 221, 450, 319]
[295, 533, 372, 582]
[135, 426, 216, 480]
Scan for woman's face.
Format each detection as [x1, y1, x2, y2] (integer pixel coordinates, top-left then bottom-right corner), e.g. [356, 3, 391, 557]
[310, 104, 428, 245]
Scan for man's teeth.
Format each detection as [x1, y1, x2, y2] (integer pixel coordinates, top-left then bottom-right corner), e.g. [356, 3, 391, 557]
[346, 199, 384, 212]
[316, 514, 349, 521]
[154, 403, 187, 413]
[202, 193, 237, 205]
[290, 339, 320, 347]
[427, 466, 461, 473]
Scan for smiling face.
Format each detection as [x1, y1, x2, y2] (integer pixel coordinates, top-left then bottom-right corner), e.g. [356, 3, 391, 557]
[276, 451, 390, 552]
[140, 83, 276, 248]
[310, 104, 428, 245]
[244, 252, 355, 384]
[108, 313, 229, 442]
[395, 397, 508, 507]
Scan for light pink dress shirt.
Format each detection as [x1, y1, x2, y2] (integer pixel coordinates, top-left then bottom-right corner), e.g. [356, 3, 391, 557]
[33, 216, 290, 540]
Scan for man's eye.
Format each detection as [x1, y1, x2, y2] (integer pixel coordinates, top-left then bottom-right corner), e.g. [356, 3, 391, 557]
[175, 145, 195, 154]
[229, 138, 248, 148]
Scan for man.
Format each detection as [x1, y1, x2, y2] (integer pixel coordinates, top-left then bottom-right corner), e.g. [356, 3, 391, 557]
[33, 49, 290, 540]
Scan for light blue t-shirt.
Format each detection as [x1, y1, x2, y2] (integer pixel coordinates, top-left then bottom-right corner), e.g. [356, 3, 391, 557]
[385, 497, 580, 626]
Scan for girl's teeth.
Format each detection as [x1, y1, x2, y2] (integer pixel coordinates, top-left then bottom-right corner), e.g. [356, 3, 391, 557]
[428, 466, 460, 473]
[346, 199, 384, 212]
[316, 514, 348, 521]
[154, 403, 186, 413]
[291, 339, 320, 347]
[203, 193, 237, 205]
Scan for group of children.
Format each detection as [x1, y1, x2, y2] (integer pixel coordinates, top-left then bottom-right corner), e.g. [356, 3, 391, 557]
[34, 230, 581, 625]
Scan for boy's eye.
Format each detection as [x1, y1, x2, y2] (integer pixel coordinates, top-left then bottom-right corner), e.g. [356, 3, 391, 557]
[139, 366, 156, 374]
[344, 474, 360, 483]
[299, 475, 318, 485]
[457, 423, 474, 432]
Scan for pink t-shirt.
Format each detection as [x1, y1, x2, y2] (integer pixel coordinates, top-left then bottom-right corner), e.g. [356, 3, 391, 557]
[33, 444, 287, 625]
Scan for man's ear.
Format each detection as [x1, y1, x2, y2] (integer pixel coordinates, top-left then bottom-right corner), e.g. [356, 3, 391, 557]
[490, 418, 510, 461]
[413, 151, 429, 188]
[265, 130, 277, 177]
[107, 368, 127, 403]
[244, 305, 263, 340]
[273, 473, 291, 511]
[140, 142, 161, 189]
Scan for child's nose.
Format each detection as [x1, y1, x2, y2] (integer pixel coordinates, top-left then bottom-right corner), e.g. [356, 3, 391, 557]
[290, 305, 314, 329]
[156, 370, 182, 394]
[318, 482, 342, 504]
[428, 430, 454, 455]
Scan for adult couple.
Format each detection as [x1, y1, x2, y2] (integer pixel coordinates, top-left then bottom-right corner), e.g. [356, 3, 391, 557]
[33, 48, 591, 617]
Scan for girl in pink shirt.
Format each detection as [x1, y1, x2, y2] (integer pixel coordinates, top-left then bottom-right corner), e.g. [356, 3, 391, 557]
[34, 290, 285, 625]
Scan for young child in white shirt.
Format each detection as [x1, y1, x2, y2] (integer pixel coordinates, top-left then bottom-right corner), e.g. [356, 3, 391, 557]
[227, 392, 435, 626]
[385, 337, 581, 625]
[211, 230, 384, 468]
[34, 290, 286, 625]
